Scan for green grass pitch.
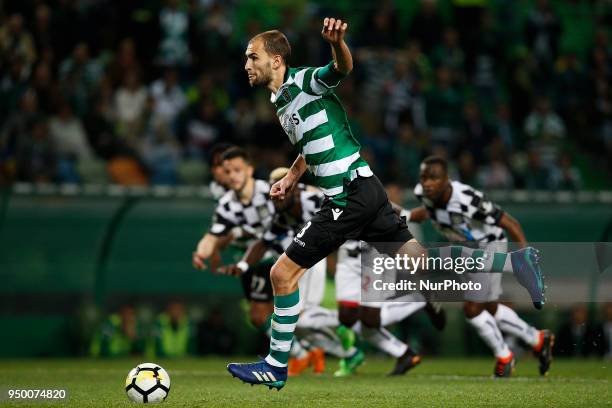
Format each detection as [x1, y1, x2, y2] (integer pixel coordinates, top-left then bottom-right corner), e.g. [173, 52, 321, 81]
[1, 357, 610, 407]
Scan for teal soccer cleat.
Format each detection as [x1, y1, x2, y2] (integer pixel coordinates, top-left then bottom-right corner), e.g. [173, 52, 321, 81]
[511, 247, 545, 309]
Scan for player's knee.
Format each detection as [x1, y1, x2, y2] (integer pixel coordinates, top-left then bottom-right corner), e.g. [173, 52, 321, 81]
[270, 262, 289, 286]
[270, 256, 303, 293]
[338, 305, 359, 327]
[359, 306, 381, 328]
[463, 302, 484, 319]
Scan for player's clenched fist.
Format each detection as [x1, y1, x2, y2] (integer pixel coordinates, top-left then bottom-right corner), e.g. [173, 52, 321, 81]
[321, 17, 348, 44]
[270, 175, 295, 202]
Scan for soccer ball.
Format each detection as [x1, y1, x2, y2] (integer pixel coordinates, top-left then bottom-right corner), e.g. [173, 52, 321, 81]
[125, 363, 171, 403]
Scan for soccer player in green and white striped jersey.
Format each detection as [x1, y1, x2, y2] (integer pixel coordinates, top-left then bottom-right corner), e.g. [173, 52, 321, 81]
[227, 17, 545, 390]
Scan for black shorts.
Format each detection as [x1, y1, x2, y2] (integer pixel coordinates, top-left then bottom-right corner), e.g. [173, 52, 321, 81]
[286, 175, 413, 268]
[240, 260, 274, 302]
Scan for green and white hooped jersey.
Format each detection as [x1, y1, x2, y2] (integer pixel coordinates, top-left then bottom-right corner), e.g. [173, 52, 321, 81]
[271, 62, 372, 206]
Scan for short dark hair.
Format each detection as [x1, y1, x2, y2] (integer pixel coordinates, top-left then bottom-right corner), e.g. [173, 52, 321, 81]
[422, 155, 448, 173]
[208, 143, 234, 168]
[250, 30, 291, 64]
[220, 146, 251, 164]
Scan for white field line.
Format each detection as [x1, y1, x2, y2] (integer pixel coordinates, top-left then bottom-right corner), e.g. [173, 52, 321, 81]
[4, 368, 607, 384]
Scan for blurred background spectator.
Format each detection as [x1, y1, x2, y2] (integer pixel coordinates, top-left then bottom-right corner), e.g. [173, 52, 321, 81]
[90, 305, 144, 358]
[149, 301, 196, 358]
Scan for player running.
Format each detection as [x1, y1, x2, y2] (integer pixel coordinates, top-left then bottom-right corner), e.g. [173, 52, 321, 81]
[225, 17, 545, 390]
[250, 167, 438, 376]
[193, 147, 319, 367]
[221, 167, 362, 376]
[407, 156, 554, 377]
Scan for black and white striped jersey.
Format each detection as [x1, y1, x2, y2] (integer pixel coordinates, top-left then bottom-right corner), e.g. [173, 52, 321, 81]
[209, 180, 228, 227]
[210, 179, 275, 238]
[414, 180, 506, 244]
[262, 184, 324, 246]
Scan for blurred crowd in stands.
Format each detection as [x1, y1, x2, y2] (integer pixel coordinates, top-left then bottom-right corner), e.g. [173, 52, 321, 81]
[1, 0, 611, 190]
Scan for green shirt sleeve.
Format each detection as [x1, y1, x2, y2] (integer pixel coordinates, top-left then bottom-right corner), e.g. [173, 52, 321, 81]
[314, 61, 346, 89]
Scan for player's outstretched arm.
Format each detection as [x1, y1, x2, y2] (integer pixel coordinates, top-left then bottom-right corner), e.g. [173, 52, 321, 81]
[216, 232, 235, 250]
[498, 212, 528, 247]
[219, 239, 270, 277]
[242, 239, 268, 266]
[192, 233, 221, 270]
[405, 206, 429, 223]
[321, 17, 352, 75]
[270, 154, 307, 201]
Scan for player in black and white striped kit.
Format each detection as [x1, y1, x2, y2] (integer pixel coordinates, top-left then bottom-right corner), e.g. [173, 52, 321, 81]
[194, 147, 316, 368]
[407, 156, 554, 377]
[193, 147, 276, 325]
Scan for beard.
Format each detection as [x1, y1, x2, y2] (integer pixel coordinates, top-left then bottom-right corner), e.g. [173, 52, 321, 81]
[249, 66, 272, 87]
[233, 177, 249, 194]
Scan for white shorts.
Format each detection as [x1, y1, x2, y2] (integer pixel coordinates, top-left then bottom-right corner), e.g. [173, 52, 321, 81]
[334, 241, 392, 307]
[299, 258, 326, 308]
[335, 241, 362, 306]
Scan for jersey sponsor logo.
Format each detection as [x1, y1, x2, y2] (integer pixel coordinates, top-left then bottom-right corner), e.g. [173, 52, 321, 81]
[280, 112, 297, 141]
[332, 208, 343, 220]
[291, 113, 300, 125]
